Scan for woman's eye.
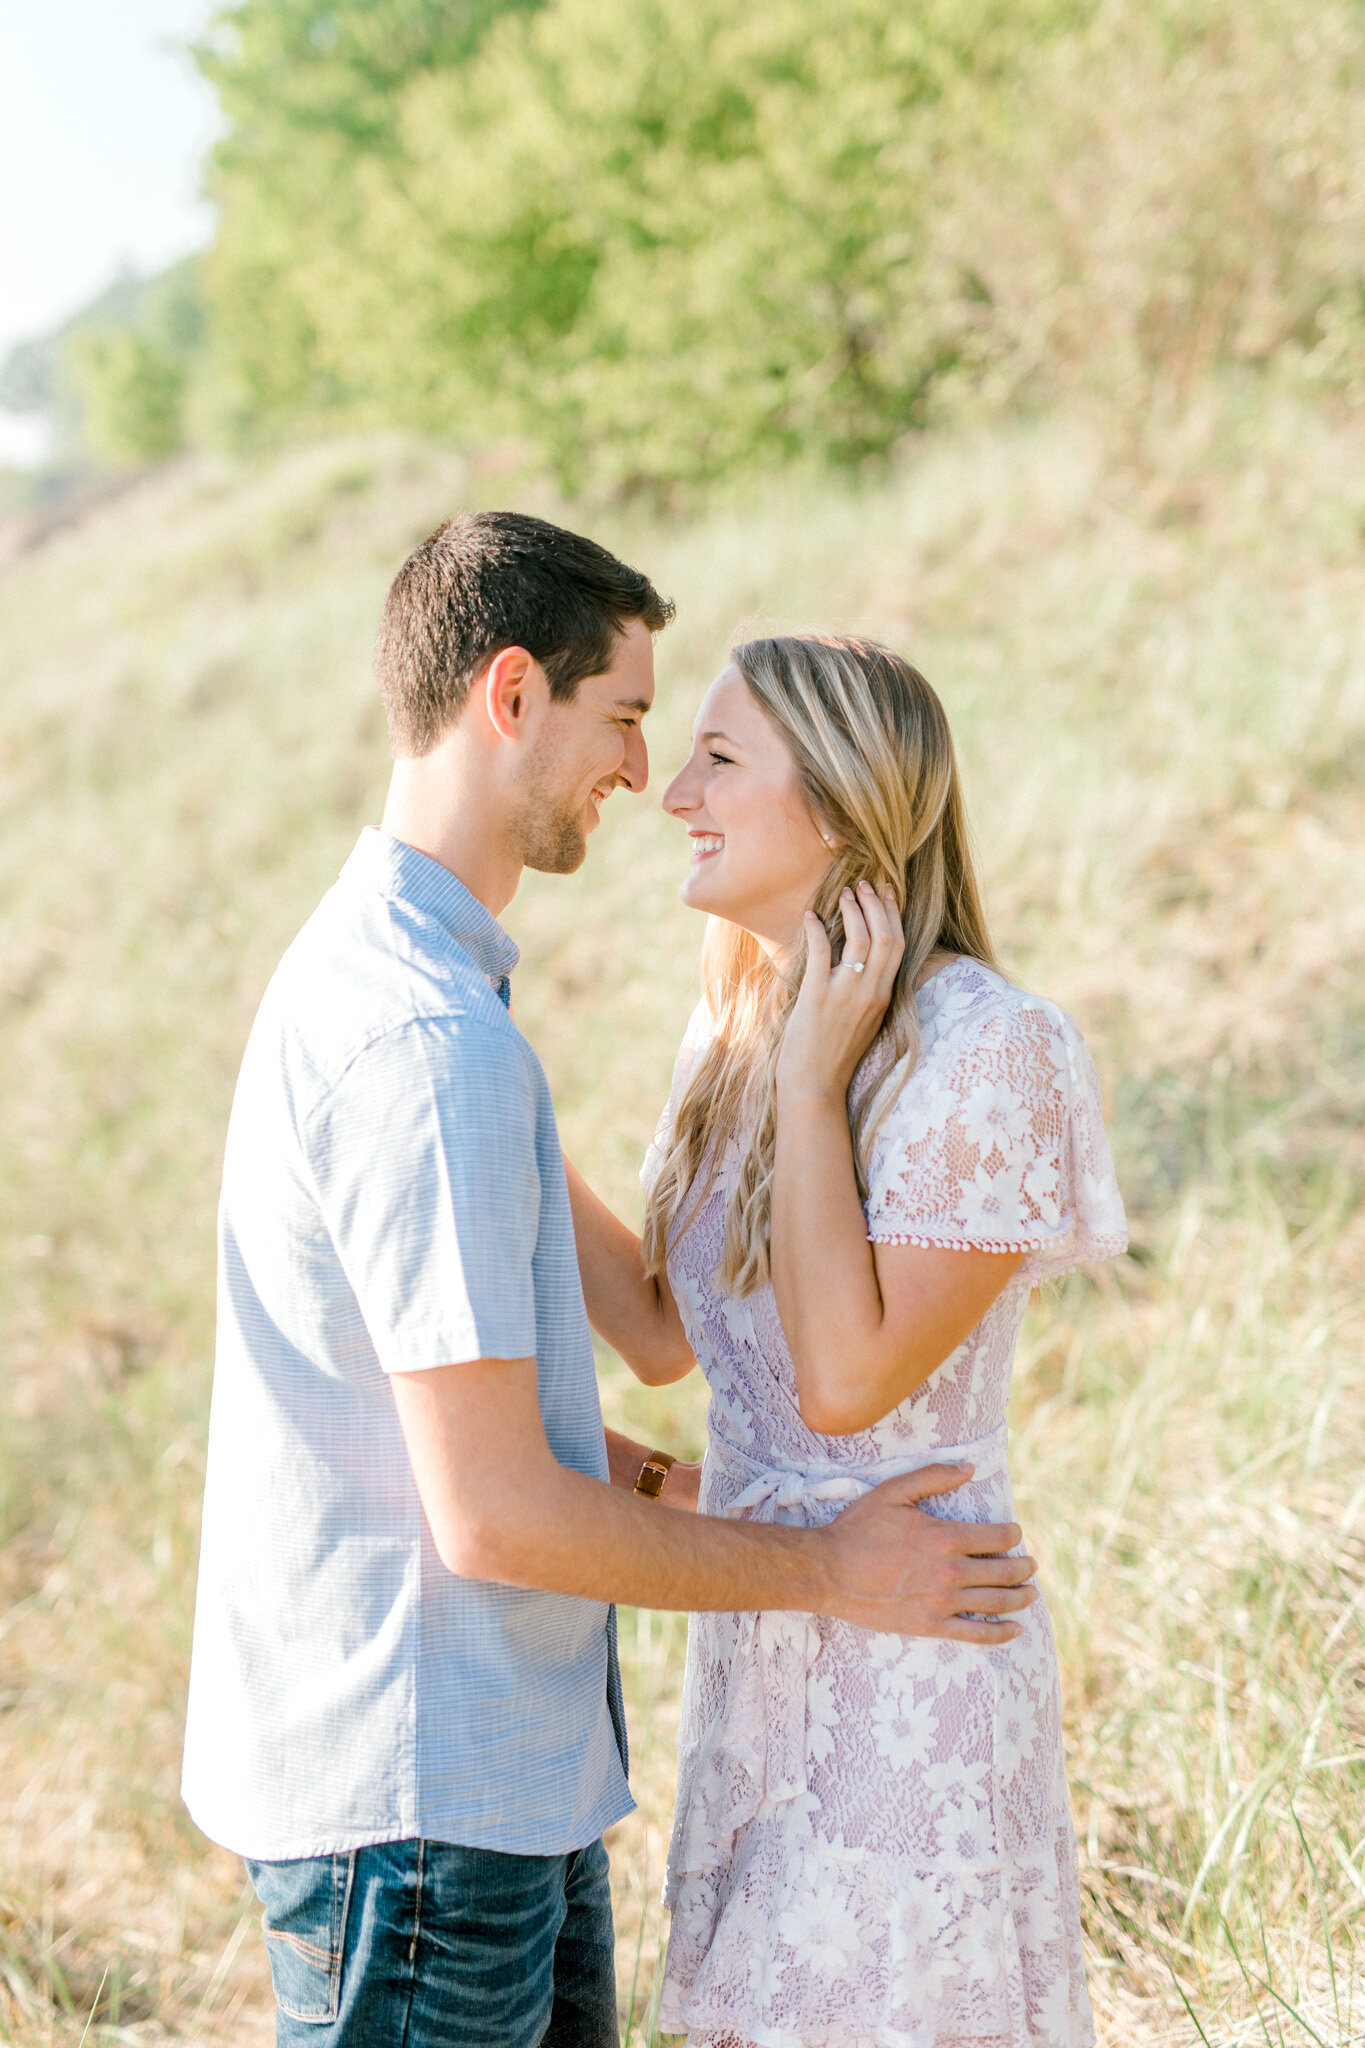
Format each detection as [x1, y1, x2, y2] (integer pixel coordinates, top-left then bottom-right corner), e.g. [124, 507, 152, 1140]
[709, 751, 734, 766]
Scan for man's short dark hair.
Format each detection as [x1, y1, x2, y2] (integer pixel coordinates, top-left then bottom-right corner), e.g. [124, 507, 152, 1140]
[375, 511, 674, 756]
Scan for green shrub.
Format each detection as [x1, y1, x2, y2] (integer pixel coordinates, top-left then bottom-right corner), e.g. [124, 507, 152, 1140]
[66, 329, 187, 466]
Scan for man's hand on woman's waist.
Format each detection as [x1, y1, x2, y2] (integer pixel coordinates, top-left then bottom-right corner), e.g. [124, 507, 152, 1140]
[391, 1358, 1036, 1642]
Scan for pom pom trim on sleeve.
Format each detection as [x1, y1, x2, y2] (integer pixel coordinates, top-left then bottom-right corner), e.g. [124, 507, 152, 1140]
[867, 1230, 1057, 1252]
[866, 1223, 1131, 1287]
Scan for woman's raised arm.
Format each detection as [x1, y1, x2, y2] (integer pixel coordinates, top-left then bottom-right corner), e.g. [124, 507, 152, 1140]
[563, 1155, 696, 1385]
[771, 884, 1021, 1436]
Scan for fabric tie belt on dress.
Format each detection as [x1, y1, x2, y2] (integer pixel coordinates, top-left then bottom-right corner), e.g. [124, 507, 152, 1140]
[719, 1416, 1011, 1522]
[685, 1423, 1013, 1840]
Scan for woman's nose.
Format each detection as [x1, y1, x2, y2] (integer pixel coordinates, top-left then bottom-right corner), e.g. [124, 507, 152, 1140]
[662, 757, 699, 815]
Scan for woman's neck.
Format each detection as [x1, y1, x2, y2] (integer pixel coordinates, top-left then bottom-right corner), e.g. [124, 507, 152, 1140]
[914, 948, 961, 990]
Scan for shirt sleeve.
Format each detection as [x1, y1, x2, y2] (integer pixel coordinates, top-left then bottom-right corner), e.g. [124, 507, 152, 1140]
[863, 997, 1128, 1285]
[306, 1015, 541, 1371]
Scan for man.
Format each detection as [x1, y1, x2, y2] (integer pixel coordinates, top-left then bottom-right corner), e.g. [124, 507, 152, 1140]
[182, 511, 1036, 2047]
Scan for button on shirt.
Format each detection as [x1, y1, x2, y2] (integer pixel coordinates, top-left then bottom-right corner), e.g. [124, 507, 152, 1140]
[182, 829, 632, 1861]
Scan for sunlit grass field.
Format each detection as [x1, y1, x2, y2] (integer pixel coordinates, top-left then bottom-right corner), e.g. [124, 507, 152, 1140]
[0, 392, 1361, 2043]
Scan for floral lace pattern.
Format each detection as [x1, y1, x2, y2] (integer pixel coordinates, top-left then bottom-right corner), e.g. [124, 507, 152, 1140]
[643, 960, 1127, 2047]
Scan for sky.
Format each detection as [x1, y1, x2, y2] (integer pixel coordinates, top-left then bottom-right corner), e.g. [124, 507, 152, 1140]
[0, 0, 223, 464]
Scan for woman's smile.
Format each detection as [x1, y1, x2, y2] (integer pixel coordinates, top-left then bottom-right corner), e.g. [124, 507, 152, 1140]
[663, 664, 835, 949]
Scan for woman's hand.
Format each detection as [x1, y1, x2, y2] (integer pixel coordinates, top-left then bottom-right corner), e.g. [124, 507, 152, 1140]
[777, 882, 905, 1105]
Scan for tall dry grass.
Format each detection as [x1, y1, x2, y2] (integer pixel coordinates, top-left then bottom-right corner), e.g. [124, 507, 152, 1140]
[0, 387, 1361, 2041]
[928, 0, 1365, 431]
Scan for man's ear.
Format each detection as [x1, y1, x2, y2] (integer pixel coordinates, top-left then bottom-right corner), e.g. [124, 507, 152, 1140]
[484, 646, 542, 742]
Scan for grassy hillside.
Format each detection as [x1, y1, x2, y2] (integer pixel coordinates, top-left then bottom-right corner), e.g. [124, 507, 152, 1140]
[0, 395, 1362, 2043]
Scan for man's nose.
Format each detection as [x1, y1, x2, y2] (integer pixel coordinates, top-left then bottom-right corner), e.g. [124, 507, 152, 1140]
[620, 725, 648, 793]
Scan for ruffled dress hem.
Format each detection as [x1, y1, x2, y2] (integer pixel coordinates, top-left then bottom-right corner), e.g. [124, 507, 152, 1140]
[660, 1829, 1096, 2048]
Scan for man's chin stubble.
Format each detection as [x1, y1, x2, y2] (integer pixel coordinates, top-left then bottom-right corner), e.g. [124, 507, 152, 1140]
[511, 805, 589, 876]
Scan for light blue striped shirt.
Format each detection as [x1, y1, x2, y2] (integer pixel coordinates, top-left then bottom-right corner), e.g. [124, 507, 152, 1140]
[183, 829, 632, 1861]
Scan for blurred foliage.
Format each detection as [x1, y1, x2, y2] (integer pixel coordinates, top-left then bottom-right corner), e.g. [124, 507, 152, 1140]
[6, 0, 1363, 487]
[190, 0, 1365, 490]
[1, 264, 203, 471]
[193, 0, 538, 435]
[943, 0, 1365, 431]
[197, 0, 1090, 480]
[64, 264, 205, 466]
[375, 0, 1088, 485]
[67, 335, 187, 468]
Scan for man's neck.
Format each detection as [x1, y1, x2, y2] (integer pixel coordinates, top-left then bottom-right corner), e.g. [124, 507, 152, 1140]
[380, 756, 523, 920]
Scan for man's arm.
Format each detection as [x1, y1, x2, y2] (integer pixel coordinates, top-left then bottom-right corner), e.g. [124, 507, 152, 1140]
[390, 1359, 1037, 1641]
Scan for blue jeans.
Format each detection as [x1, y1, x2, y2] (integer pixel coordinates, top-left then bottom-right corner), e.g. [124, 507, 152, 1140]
[245, 1837, 618, 2047]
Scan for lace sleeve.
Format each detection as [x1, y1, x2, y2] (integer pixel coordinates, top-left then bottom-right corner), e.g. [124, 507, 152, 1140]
[641, 997, 714, 1194]
[863, 995, 1128, 1285]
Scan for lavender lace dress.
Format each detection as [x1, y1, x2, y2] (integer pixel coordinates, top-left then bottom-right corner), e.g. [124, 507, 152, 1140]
[645, 959, 1128, 2048]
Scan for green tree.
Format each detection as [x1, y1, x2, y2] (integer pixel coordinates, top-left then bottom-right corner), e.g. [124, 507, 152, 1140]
[384, 0, 1069, 484]
[201, 0, 1086, 485]
[196, 0, 538, 435]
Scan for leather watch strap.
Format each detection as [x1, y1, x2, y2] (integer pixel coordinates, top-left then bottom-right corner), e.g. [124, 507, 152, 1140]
[634, 1450, 677, 1499]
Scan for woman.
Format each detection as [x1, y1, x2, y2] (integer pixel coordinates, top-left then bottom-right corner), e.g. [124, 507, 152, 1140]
[574, 635, 1127, 2047]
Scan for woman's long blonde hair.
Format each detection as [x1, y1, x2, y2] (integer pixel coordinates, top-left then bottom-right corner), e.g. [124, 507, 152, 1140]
[642, 634, 998, 1296]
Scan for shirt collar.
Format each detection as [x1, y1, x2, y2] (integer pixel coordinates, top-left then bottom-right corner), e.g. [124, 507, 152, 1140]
[341, 828, 520, 985]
